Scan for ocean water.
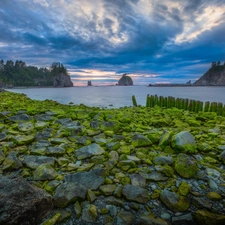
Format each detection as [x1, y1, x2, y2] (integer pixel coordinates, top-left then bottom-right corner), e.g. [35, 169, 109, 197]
[6, 86, 225, 108]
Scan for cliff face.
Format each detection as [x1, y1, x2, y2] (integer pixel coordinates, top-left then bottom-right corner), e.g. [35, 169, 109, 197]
[118, 74, 133, 86]
[53, 74, 73, 87]
[194, 65, 225, 86]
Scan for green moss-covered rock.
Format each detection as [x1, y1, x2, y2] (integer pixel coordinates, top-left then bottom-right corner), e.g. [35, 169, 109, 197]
[158, 131, 173, 149]
[194, 210, 225, 225]
[131, 134, 152, 147]
[100, 184, 116, 195]
[81, 204, 98, 223]
[160, 190, 190, 212]
[175, 153, 198, 178]
[172, 131, 197, 153]
[206, 192, 222, 201]
[33, 163, 58, 181]
[12, 135, 34, 145]
[178, 182, 190, 196]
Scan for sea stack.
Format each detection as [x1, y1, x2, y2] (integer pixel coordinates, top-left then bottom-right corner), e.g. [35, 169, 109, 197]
[118, 74, 133, 86]
[194, 61, 225, 86]
[87, 81, 92, 86]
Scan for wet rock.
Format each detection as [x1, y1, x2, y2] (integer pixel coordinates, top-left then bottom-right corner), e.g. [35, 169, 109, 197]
[191, 197, 212, 210]
[137, 214, 168, 225]
[100, 184, 116, 195]
[175, 153, 198, 178]
[35, 114, 54, 121]
[74, 143, 105, 160]
[193, 209, 225, 225]
[9, 113, 31, 122]
[140, 171, 168, 181]
[23, 155, 55, 169]
[153, 155, 173, 165]
[35, 129, 53, 140]
[172, 213, 194, 225]
[53, 182, 87, 207]
[116, 211, 135, 225]
[0, 132, 7, 142]
[122, 184, 150, 203]
[46, 146, 65, 156]
[64, 170, 104, 190]
[0, 175, 53, 225]
[33, 163, 58, 181]
[0, 150, 5, 164]
[18, 122, 34, 132]
[129, 174, 146, 187]
[2, 152, 23, 171]
[106, 196, 124, 207]
[82, 204, 97, 223]
[172, 131, 196, 153]
[160, 189, 190, 212]
[132, 134, 152, 147]
[220, 150, 225, 164]
[12, 135, 34, 145]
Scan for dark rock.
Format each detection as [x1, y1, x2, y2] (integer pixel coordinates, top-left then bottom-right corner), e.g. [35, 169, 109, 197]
[0, 132, 7, 142]
[9, 114, 31, 122]
[132, 134, 152, 147]
[53, 182, 87, 207]
[140, 171, 168, 181]
[53, 74, 73, 87]
[191, 197, 213, 210]
[160, 189, 190, 212]
[118, 74, 133, 86]
[175, 153, 198, 178]
[116, 211, 135, 225]
[22, 155, 55, 169]
[194, 64, 225, 86]
[153, 155, 174, 165]
[46, 146, 65, 156]
[122, 184, 150, 203]
[172, 213, 195, 225]
[193, 209, 225, 225]
[129, 174, 146, 187]
[74, 143, 105, 160]
[2, 152, 23, 171]
[137, 214, 168, 225]
[81, 204, 97, 222]
[0, 176, 53, 225]
[64, 170, 104, 190]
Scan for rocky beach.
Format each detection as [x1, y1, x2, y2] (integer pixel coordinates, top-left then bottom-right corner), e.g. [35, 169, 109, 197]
[0, 91, 225, 225]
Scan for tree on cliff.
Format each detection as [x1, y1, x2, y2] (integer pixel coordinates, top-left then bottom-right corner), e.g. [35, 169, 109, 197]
[51, 62, 68, 76]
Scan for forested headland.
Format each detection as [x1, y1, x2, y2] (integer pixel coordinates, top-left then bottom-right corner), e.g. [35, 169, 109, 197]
[0, 60, 73, 87]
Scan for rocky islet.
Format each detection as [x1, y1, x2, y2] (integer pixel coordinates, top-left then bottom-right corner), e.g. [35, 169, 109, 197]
[0, 91, 225, 225]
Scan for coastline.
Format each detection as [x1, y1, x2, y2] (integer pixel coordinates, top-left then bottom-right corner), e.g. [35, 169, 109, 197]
[0, 91, 225, 224]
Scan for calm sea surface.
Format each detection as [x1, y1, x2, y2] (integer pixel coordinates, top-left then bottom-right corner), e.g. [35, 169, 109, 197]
[6, 86, 225, 108]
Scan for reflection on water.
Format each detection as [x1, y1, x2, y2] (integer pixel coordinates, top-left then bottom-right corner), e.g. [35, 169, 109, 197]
[7, 86, 225, 108]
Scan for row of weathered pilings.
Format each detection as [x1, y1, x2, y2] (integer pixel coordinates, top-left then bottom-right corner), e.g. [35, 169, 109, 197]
[132, 94, 225, 116]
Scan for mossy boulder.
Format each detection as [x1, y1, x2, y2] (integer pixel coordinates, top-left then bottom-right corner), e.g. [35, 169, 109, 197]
[160, 190, 190, 212]
[158, 132, 173, 149]
[172, 131, 197, 153]
[82, 204, 98, 223]
[12, 135, 34, 145]
[194, 210, 225, 225]
[132, 134, 152, 147]
[175, 153, 199, 178]
[33, 163, 58, 181]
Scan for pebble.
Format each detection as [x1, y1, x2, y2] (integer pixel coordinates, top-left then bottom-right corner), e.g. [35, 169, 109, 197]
[161, 212, 171, 220]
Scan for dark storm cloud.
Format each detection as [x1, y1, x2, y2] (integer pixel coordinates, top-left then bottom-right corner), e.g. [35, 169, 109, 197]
[1, 0, 225, 84]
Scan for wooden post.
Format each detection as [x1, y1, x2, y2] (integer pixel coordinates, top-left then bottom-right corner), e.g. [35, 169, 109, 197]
[146, 94, 150, 107]
[132, 95, 137, 107]
[210, 102, 217, 112]
[217, 102, 223, 115]
[222, 104, 225, 117]
[184, 98, 188, 110]
[204, 101, 210, 112]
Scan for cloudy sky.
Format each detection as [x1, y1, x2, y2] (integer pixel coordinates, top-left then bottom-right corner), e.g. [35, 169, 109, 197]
[1, 0, 225, 85]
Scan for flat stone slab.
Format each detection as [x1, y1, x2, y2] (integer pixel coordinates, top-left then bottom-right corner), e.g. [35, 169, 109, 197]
[74, 143, 105, 160]
[64, 170, 104, 190]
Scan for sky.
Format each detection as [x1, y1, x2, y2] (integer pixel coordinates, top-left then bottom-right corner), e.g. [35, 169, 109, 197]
[1, 0, 225, 86]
